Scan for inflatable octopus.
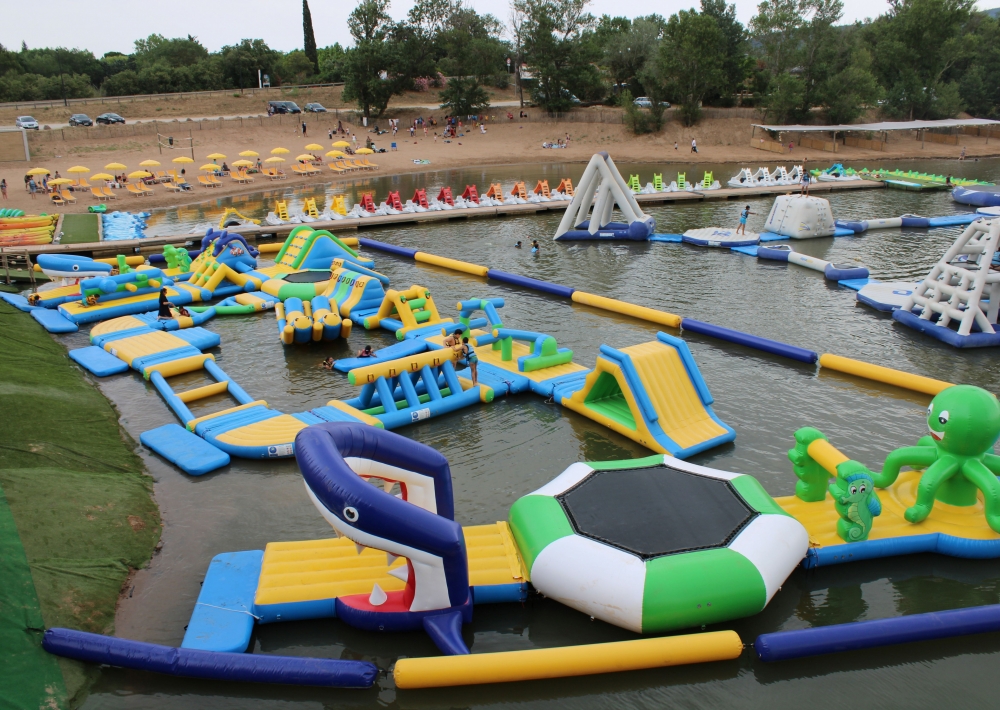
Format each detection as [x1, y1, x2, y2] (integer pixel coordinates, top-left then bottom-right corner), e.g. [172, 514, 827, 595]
[875, 385, 1000, 532]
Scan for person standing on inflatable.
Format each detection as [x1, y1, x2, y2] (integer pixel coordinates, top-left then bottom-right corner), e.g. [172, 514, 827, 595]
[800, 169, 811, 196]
[737, 205, 755, 235]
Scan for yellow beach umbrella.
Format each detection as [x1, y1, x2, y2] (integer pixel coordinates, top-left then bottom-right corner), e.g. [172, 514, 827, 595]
[105, 162, 127, 170]
[67, 165, 90, 174]
[91, 173, 114, 181]
[239, 150, 260, 157]
[270, 147, 290, 155]
[172, 156, 194, 164]
[231, 159, 253, 167]
[48, 178, 73, 186]
[264, 156, 285, 163]
[129, 170, 152, 179]
[295, 154, 319, 162]
[332, 140, 351, 148]
[200, 164, 221, 171]
[206, 152, 227, 160]
[139, 159, 161, 167]
[27, 167, 50, 175]
[355, 148, 374, 155]
[326, 150, 345, 158]
[304, 143, 324, 151]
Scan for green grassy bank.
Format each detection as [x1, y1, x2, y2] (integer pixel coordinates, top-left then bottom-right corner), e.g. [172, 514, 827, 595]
[0, 301, 161, 707]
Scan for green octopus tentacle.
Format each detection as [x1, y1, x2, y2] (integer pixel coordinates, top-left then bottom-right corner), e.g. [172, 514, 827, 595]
[905, 456, 961, 524]
[961, 459, 1000, 533]
[876, 446, 939, 488]
[981, 453, 1000, 477]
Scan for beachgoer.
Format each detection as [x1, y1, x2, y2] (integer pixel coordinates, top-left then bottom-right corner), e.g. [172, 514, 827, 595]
[24, 174, 30, 191]
[0, 179, 6, 199]
[177, 306, 191, 317]
[338, 120, 344, 134]
[356, 345, 374, 358]
[480, 124, 486, 134]
[800, 169, 811, 196]
[515, 241, 522, 248]
[221, 162, 229, 173]
[28, 178, 36, 198]
[737, 205, 755, 235]
[946, 175, 952, 186]
[461, 337, 478, 385]
[442, 328, 464, 348]
[691, 138, 698, 153]
[320, 357, 335, 370]
[302, 121, 307, 136]
[157, 288, 176, 320]
[531, 240, 539, 253]
[960, 146, 967, 161]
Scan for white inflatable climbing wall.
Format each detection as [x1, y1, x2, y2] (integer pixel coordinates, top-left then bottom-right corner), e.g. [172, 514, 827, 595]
[764, 195, 836, 239]
[903, 218, 1000, 336]
[553, 152, 653, 240]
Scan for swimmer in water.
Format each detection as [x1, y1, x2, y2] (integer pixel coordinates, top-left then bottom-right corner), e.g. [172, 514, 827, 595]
[320, 357, 335, 370]
[531, 240, 539, 253]
[357, 345, 375, 358]
[515, 241, 522, 248]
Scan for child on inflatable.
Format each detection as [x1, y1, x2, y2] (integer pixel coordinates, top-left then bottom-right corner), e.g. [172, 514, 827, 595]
[736, 205, 755, 235]
[459, 337, 478, 386]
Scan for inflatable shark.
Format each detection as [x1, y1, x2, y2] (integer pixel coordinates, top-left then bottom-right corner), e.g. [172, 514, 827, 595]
[36, 254, 113, 280]
[295, 423, 472, 655]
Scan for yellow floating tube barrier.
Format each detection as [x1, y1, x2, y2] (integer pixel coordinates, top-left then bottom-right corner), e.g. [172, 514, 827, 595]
[819, 354, 953, 396]
[393, 631, 743, 689]
[348, 349, 459, 384]
[256, 242, 283, 254]
[807, 438, 849, 475]
[414, 251, 489, 277]
[571, 291, 682, 328]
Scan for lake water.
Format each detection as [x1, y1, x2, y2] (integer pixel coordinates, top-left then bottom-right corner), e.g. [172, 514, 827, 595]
[59, 158, 1000, 708]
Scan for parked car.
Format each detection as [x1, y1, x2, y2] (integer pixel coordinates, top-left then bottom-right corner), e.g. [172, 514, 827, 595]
[633, 97, 670, 108]
[304, 103, 327, 112]
[96, 112, 126, 125]
[15, 116, 39, 129]
[268, 100, 302, 115]
[68, 114, 93, 127]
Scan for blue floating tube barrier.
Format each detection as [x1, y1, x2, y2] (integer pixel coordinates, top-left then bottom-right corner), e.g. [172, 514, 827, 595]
[486, 269, 575, 298]
[43, 628, 378, 687]
[755, 603, 1000, 662]
[680, 318, 818, 363]
[756, 245, 791, 261]
[892, 309, 1000, 348]
[356, 238, 418, 258]
[824, 263, 869, 281]
[900, 214, 931, 228]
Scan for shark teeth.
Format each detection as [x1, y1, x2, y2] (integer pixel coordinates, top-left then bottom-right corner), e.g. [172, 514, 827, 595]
[369, 583, 388, 606]
[383, 480, 395, 493]
[387, 565, 409, 582]
[355, 543, 366, 555]
[386, 552, 399, 566]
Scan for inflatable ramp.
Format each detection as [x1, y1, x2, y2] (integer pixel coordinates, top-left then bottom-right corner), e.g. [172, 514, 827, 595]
[556, 333, 735, 458]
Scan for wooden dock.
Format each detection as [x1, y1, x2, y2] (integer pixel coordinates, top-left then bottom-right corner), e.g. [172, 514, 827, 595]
[22, 180, 884, 256]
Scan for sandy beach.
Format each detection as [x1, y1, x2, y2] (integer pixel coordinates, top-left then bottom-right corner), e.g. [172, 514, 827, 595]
[1, 113, 994, 217]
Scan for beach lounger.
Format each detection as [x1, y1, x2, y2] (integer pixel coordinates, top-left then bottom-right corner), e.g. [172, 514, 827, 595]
[239, 170, 254, 183]
[292, 165, 312, 176]
[90, 187, 109, 201]
[161, 181, 183, 192]
[102, 186, 118, 200]
[156, 171, 169, 182]
[208, 175, 223, 185]
[50, 193, 66, 206]
[126, 184, 146, 197]
[60, 190, 76, 203]
[78, 178, 90, 189]
[231, 172, 248, 184]
[362, 158, 379, 170]
[327, 163, 345, 174]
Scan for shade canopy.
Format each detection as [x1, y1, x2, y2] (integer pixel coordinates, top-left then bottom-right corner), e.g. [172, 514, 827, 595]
[239, 150, 260, 157]
[27, 167, 50, 175]
[231, 159, 253, 167]
[128, 171, 152, 179]
[332, 141, 351, 148]
[200, 164, 220, 171]
[139, 159, 160, 167]
[206, 152, 227, 159]
[326, 150, 345, 158]
[66, 166, 90, 174]
[48, 178, 72, 186]
[271, 147, 290, 155]
[296, 154, 319, 162]
[304, 143, 324, 150]
[172, 156, 194, 164]
[355, 148, 374, 154]
[105, 163, 127, 170]
[91, 173, 114, 180]
[264, 156, 286, 163]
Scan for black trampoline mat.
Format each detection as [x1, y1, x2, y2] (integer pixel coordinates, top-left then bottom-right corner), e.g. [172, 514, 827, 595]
[280, 270, 331, 283]
[557, 466, 756, 559]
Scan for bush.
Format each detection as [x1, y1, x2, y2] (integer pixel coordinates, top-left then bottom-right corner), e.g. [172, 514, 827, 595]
[620, 90, 664, 135]
[0, 71, 94, 102]
[439, 76, 490, 115]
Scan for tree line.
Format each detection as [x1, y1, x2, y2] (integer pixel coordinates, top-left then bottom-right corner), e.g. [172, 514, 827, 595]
[1, 0, 997, 128]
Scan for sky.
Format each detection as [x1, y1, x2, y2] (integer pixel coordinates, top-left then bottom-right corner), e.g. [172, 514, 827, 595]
[4, 0, 1000, 56]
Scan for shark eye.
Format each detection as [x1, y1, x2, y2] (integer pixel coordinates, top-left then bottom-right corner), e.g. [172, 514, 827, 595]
[72, 264, 80, 271]
[849, 485, 858, 495]
[343, 506, 359, 522]
[938, 410, 950, 425]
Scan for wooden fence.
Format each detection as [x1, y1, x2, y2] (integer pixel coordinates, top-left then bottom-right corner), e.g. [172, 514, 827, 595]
[844, 136, 885, 151]
[797, 136, 837, 152]
[921, 132, 959, 145]
[751, 137, 788, 154]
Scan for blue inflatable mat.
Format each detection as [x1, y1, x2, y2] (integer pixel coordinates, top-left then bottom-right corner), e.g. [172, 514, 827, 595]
[69, 346, 130, 377]
[31, 308, 78, 333]
[893, 309, 1000, 348]
[731, 245, 759, 256]
[837, 278, 874, 291]
[648, 234, 682, 243]
[758, 232, 788, 242]
[140, 424, 230, 475]
[182, 550, 263, 653]
[43, 628, 377, 687]
[927, 214, 979, 228]
[0, 291, 39, 311]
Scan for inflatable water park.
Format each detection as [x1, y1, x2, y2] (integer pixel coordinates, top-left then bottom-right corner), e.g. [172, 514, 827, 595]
[7, 151, 1000, 694]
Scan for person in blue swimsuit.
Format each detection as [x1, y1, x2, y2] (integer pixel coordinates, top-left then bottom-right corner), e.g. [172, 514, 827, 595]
[736, 205, 755, 235]
[460, 337, 478, 385]
[531, 240, 539, 253]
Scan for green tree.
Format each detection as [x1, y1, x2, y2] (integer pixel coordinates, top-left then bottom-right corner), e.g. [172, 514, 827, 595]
[656, 9, 725, 125]
[277, 50, 317, 84]
[602, 17, 663, 97]
[317, 43, 348, 82]
[220, 39, 279, 88]
[822, 46, 882, 123]
[439, 76, 490, 114]
[700, 0, 749, 105]
[303, 0, 320, 74]
[133, 34, 209, 68]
